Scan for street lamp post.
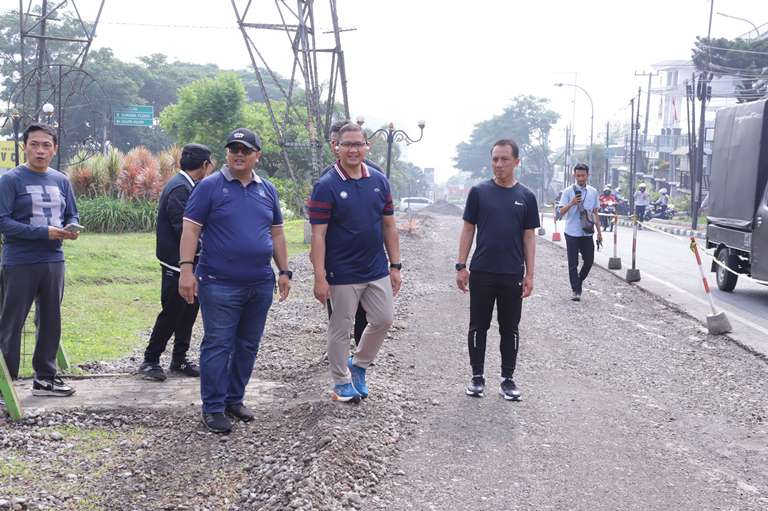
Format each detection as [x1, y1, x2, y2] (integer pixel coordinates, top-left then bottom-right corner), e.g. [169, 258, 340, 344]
[11, 110, 21, 167]
[716, 11, 759, 40]
[555, 82, 594, 173]
[357, 117, 425, 179]
[42, 102, 55, 124]
[41, 102, 62, 169]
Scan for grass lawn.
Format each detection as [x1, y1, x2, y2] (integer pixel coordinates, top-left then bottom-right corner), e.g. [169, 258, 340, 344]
[16, 220, 309, 377]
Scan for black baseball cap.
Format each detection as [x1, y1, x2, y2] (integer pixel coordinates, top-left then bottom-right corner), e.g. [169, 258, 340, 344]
[225, 128, 261, 151]
[181, 143, 212, 161]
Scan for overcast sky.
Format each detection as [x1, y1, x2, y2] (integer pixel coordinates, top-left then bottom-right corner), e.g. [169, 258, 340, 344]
[5, 0, 767, 181]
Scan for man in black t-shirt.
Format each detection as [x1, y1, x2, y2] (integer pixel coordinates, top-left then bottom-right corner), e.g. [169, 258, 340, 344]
[456, 139, 539, 401]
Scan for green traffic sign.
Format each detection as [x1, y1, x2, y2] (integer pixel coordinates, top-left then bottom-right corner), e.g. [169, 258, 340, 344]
[113, 105, 154, 127]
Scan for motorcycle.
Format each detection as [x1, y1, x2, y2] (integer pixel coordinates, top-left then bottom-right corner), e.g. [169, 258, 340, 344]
[644, 202, 676, 221]
[599, 200, 616, 231]
[615, 197, 630, 217]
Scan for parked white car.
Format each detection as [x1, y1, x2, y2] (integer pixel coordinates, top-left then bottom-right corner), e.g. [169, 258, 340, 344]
[398, 197, 433, 212]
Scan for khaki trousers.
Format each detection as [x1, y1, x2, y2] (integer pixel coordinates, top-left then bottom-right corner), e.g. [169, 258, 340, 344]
[328, 276, 394, 385]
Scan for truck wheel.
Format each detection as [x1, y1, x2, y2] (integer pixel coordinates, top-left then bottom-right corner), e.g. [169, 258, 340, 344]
[715, 248, 738, 292]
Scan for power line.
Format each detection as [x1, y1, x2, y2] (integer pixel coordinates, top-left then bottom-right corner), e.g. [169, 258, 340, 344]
[0, 8, 238, 31]
[698, 44, 768, 56]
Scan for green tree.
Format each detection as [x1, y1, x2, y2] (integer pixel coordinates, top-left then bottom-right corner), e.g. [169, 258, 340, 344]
[454, 95, 559, 198]
[160, 73, 248, 163]
[692, 36, 768, 102]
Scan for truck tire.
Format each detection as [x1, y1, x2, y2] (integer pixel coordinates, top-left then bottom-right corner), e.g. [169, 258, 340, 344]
[715, 248, 738, 292]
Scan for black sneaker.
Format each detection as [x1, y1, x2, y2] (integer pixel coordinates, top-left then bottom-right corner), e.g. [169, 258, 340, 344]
[169, 359, 200, 377]
[32, 377, 75, 397]
[571, 291, 581, 302]
[499, 378, 522, 401]
[202, 412, 232, 434]
[139, 362, 167, 382]
[225, 404, 255, 423]
[465, 375, 485, 397]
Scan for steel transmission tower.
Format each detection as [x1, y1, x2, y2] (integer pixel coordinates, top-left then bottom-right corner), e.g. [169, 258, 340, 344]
[12, 0, 108, 169]
[231, 0, 351, 182]
[16, 0, 106, 120]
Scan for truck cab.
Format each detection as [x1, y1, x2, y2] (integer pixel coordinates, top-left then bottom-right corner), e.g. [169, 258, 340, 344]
[706, 98, 768, 291]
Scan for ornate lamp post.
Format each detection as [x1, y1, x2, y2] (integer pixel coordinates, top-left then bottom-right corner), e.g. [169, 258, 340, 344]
[356, 117, 425, 179]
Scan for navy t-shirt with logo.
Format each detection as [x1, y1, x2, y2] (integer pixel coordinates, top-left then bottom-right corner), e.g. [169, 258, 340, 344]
[462, 179, 540, 275]
[184, 166, 282, 286]
[307, 162, 394, 285]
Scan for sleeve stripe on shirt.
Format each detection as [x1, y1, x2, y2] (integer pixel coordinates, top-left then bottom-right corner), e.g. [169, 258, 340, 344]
[183, 216, 203, 227]
[307, 199, 332, 209]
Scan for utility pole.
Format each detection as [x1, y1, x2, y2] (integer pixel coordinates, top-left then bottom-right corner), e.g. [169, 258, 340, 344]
[694, 72, 711, 230]
[634, 71, 659, 148]
[604, 121, 610, 186]
[685, 77, 696, 220]
[693, 0, 715, 231]
[635, 87, 642, 183]
[564, 125, 570, 186]
[629, 98, 636, 214]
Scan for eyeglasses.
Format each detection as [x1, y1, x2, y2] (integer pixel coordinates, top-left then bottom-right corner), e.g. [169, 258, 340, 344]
[228, 144, 254, 155]
[338, 142, 367, 149]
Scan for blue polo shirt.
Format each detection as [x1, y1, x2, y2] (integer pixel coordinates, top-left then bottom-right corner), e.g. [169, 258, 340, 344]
[183, 166, 282, 286]
[307, 162, 394, 285]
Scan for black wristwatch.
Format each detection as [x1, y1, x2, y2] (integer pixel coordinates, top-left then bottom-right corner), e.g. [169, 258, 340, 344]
[389, 263, 402, 270]
[279, 270, 293, 280]
[455, 263, 467, 271]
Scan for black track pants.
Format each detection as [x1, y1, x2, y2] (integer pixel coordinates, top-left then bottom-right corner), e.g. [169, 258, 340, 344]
[467, 271, 522, 379]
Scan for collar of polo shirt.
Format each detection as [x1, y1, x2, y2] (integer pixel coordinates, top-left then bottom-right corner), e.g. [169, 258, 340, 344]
[221, 165, 262, 184]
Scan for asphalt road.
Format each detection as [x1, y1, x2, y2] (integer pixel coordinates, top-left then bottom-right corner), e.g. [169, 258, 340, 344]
[373, 212, 768, 511]
[543, 215, 768, 356]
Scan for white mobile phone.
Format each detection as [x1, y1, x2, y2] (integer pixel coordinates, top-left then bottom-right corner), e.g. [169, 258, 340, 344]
[64, 223, 85, 233]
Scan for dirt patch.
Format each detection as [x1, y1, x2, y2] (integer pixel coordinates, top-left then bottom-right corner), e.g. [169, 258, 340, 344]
[421, 200, 463, 216]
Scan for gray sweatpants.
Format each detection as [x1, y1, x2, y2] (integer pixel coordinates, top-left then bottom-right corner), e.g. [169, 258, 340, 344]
[328, 276, 394, 385]
[0, 262, 65, 380]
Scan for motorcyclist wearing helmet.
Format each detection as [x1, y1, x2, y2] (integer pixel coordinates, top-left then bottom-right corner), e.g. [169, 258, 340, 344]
[634, 183, 650, 223]
[654, 188, 669, 218]
[599, 186, 617, 232]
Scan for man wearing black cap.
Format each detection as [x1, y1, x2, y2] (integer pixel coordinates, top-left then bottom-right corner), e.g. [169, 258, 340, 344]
[139, 144, 213, 381]
[180, 128, 291, 433]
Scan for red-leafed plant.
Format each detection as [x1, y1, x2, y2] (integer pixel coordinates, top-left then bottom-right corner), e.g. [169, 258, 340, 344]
[117, 146, 160, 201]
[69, 163, 96, 198]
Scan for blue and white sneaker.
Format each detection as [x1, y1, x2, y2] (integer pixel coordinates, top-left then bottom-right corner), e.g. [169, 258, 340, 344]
[332, 383, 361, 403]
[348, 357, 369, 399]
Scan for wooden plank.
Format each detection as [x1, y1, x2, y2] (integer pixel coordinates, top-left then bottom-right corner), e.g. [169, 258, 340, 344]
[56, 343, 70, 371]
[0, 354, 23, 421]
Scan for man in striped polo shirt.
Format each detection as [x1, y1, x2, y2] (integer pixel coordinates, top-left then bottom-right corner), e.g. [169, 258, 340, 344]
[308, 123, 401, 403]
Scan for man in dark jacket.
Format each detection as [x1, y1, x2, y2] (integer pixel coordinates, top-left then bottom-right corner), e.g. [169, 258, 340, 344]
[139, 144, 212, 381]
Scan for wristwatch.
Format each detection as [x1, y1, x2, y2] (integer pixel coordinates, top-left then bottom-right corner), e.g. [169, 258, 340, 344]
[389, 263, 402, 270]
[455, 263, 467, 271]
[279, 270, 293, 280]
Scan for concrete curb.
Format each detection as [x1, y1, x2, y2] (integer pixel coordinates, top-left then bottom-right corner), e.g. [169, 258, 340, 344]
[615, 219, 706, 240]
